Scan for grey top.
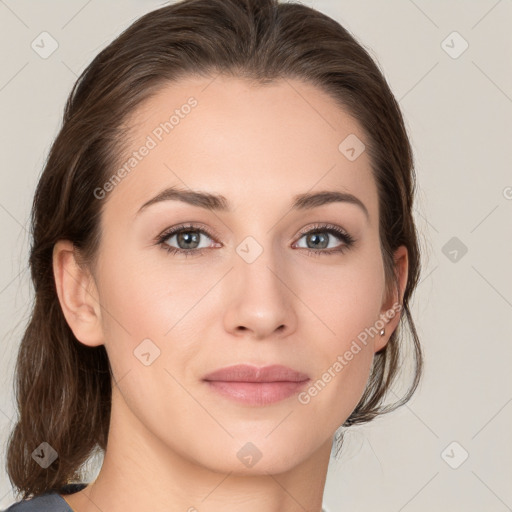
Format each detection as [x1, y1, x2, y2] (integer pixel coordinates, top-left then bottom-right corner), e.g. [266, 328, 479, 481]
[2, 483, 329, 511]
[2, 483, 87, 511]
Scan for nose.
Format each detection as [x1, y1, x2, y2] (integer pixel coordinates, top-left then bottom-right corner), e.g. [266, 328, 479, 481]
[222, 243, 298, 341]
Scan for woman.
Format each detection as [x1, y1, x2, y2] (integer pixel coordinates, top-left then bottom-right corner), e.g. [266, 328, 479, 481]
[4, 0, 423, 510]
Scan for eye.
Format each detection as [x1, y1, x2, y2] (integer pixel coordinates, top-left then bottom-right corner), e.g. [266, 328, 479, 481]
[293, 223, 356, 256]
[155, 223, 220, 258]
[154, 222, 356, 258]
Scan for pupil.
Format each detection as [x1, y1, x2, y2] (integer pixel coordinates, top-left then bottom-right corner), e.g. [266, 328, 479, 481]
[309, 233, 328, 249]
[178, 231, 199, 249]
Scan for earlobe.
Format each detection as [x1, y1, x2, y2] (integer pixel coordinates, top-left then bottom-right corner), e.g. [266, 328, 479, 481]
[375, 245, 409, 353]
[52, 240, 104, 347]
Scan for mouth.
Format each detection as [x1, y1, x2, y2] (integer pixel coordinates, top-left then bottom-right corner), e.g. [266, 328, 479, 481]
[202, 364, 310, 406]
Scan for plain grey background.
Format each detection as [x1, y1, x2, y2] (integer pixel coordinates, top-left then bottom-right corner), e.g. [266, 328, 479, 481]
[1, 1, 511, 510]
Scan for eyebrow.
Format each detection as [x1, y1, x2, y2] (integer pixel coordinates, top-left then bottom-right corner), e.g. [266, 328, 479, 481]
[137, 186, 369, 220]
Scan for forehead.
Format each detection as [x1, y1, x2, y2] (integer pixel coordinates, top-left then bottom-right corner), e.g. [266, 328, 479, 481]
[103, 75, 378, 224]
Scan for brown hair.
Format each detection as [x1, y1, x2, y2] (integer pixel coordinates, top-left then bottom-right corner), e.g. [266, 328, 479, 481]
[6, 0, 423, 499]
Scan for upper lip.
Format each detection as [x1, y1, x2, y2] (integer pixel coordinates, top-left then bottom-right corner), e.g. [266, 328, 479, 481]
[203, 364, 310, 383]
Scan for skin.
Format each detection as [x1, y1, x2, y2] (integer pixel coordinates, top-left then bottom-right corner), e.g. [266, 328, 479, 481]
[53, 75, 408, 512]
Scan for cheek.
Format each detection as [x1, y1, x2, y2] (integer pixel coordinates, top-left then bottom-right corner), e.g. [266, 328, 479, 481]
[95, 249, 213, 390]
[97, 245, 207, 337]
[298, 323, 376, 428]
[300, 252, 385, 343]
[295, 252, 384, 413]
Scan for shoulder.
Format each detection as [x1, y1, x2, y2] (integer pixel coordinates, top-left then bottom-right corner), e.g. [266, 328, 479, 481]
[2, 483, 87, 512]
[2, 493, 67, 511]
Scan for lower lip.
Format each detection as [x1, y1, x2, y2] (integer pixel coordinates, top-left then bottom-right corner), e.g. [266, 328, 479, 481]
[205, 380, 309, 405]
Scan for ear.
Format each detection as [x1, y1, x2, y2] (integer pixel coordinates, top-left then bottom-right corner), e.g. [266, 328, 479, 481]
[374, 245, 408, 353]
[52, 239, 104, 347]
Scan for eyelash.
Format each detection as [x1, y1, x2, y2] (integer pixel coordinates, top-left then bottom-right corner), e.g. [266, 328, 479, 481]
[155, 222, 356, 258]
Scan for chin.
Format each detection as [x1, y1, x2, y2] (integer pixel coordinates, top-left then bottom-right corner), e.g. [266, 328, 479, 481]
[187, 432, 319, 476]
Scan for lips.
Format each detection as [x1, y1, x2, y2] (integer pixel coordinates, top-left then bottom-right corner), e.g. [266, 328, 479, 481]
[203, 364, 310, 383]
[203, 364, 310, 406]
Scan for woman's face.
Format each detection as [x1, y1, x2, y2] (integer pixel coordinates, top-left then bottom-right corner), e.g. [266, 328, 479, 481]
[77, 75, 405, 474]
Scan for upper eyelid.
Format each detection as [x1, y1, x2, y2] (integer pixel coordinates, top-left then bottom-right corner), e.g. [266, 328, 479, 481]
[296, 223, 349, 236]
[158, 222, 218, 239]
